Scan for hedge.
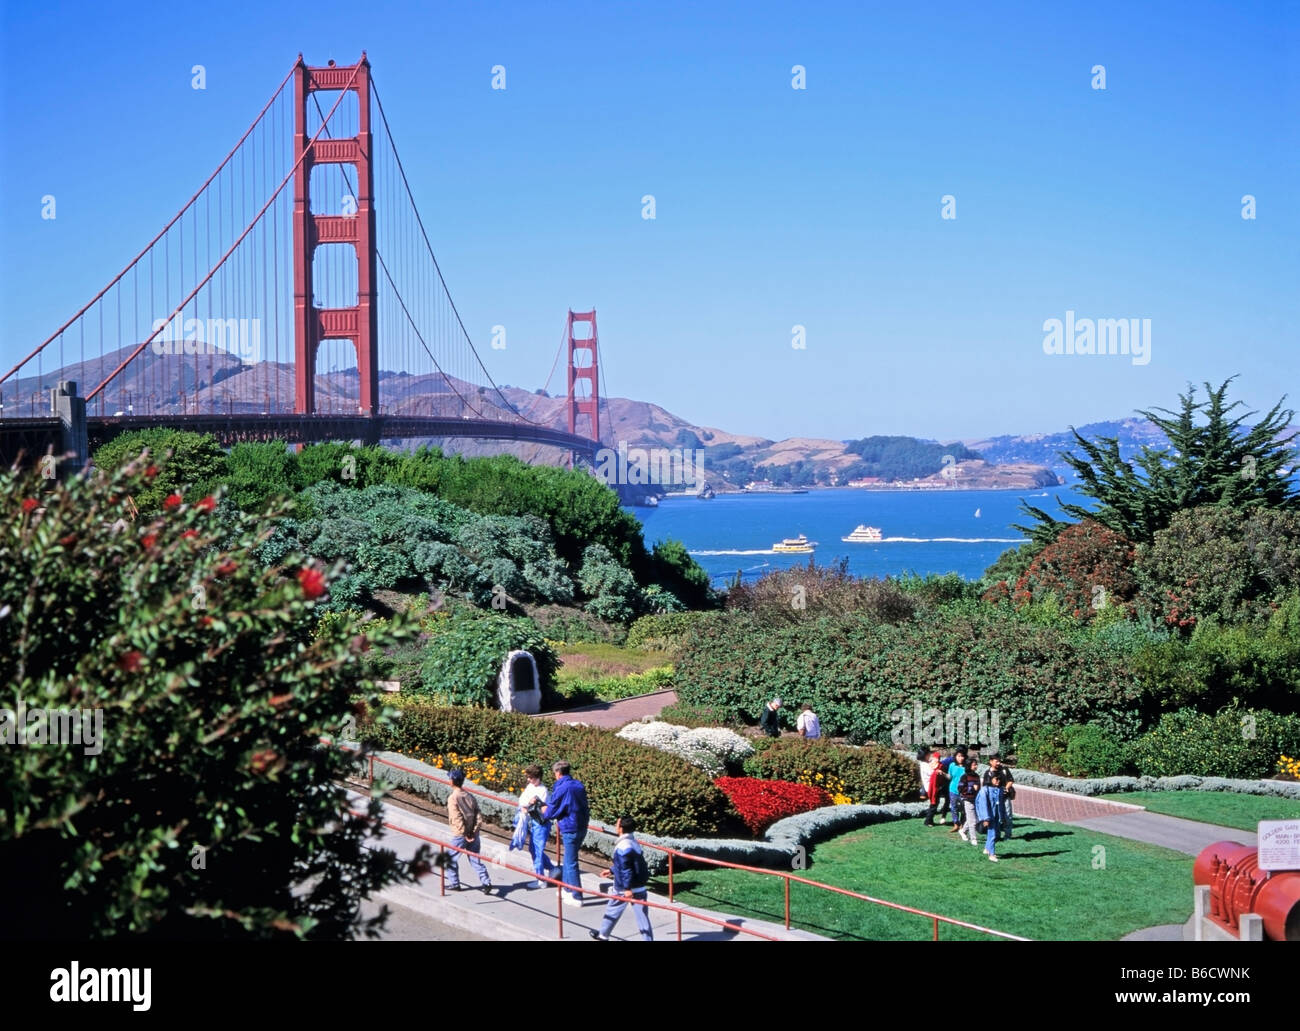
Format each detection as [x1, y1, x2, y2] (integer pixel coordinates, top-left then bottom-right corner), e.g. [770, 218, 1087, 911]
[365, 702, 731, 838]
[743, 737, 919, 804]
[674, 606, 1145, 745]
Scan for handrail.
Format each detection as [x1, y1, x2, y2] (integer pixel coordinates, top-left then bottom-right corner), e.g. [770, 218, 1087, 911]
[340, 744, 1029, 941]
[351, 808, 781, 941]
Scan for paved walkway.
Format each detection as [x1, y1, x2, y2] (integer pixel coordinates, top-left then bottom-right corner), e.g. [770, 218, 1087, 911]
[1010, 783, 1253, 855]
[354, 789, 824, 942]
[539, 689, 677, 729]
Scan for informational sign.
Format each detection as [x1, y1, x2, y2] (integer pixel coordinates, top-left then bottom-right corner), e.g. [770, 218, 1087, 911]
[1256, 820, 1300, 872]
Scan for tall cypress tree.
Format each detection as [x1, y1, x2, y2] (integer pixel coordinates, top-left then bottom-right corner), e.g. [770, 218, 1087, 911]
[1017, 379, 1298, 544]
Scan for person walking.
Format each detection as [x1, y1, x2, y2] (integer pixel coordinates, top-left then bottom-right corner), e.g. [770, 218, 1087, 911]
[957, 760, 982, 845]
[976, 769, 1005, 862]
[982, 754, 1015, 840]
[758, 697, 783, 737]
[518, 763, 555, 889]
[589, 816, 654, 941]
[446, 767, 496, 894]
[796, 703, 821, 739]
[946, 750, 967, 834]
[542, 759, 590, 906]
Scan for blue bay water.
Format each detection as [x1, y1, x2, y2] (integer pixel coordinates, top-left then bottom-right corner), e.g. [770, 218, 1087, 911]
[636, 487, 1087, 585]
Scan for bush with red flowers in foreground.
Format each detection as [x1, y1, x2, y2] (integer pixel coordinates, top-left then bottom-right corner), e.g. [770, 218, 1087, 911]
[713, 776, 832, 835]
[0, 454, 427, 940]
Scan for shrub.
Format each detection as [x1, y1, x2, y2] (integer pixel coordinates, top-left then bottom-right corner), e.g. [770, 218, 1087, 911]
[617, 721, 753, 777]
[713, 777, 831, 835]
[743, 738, 918, 804]
[1060, 724, 1133, 778]
[579, 544, 644, 622]
[1131, 708, 1300, 779]
[1007, 519, 1137, 621]
[370, 702, 731, 838]
[726, 560, 917, 627]
[1013, 723, 1069, 774]
[91, 428, 226, 512]
[656, 701, 742, 730]
[626, 611, 716, 651]
[1135, 507, 1300, 631]
[1, 460, 420, 939]
[674, 605, 1145, 745]
[417, 609, 558, 706]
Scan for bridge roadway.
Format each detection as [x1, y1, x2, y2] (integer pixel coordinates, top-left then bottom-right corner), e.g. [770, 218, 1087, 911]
[1, 413, 599, 465]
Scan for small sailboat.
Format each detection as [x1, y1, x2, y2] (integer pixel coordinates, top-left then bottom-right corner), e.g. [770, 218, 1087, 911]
[974, 508, 981, 518]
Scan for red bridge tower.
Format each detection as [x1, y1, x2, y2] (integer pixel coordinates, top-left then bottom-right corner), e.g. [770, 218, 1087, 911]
[565, 309, 600, 445]
[292, 54, 380, 416]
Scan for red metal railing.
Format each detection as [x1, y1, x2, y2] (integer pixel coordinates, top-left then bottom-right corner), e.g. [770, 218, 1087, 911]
[351, 808, 781, 941]
[345, 747, 1028, 941]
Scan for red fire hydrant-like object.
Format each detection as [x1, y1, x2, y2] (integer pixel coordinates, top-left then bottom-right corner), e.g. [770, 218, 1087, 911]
[1193, 841, 1300, 941]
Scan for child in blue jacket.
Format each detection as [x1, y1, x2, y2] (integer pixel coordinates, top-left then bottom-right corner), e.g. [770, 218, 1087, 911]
[590, 816, 654, 941]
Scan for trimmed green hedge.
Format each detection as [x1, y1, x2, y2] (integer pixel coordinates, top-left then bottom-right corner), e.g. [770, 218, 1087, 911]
[1130, 707, 1300, 779]
[626, 611, 717, 651]
[743, 738, 919, 804]
[367, 702, 732, 838]
[674, 606, 1145, 745]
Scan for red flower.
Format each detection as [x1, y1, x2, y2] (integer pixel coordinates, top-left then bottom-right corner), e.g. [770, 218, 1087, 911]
[163, 494, 183, 510]
[196, 496, 217, 512]
[181, 529, 199, 540]
[713, 777, 831, 835]
[59, 533, 77, 546]
[144, 465, 160, 480]
[21, 498, 38, 513]
[297, 567, 327, 599]
[199, 616, 213, 628]
[215, 560, 238, 577]
[142, 533, 158, 550]
[249, 749, 279, 774]
[118, 650, 144, 673]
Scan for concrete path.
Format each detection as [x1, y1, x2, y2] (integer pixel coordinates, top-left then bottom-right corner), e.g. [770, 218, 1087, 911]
[354, 789, 824, 942]
[539, 689, 677, 729]
[1010, 783, 1252, 855]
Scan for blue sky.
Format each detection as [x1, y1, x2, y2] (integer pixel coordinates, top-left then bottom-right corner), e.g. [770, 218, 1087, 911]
[2, 0, 1296, 441]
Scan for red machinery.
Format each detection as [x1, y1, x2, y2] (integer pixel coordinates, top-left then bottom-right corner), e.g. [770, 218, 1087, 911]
[1193, 841, 1300, 941]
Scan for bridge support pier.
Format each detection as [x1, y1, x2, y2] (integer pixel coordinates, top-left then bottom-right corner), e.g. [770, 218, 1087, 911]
[53, 380, 88, 479]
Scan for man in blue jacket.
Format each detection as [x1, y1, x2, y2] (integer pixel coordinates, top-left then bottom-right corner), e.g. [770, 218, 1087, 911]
[590, 815, 654, 941]
[542, 759, 590, 905]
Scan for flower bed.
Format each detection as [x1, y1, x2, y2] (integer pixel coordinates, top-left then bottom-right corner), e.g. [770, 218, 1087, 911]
[744, 737, 919, 804]
[713, 776, 831, 834]
[617, 720, 754, 777]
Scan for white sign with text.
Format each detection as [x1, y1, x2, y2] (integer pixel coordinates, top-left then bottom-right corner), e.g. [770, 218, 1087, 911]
[1257, 820, 1300, 872]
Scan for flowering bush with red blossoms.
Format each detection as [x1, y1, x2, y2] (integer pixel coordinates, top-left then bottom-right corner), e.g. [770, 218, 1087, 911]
[712, 776, 831, 835]
[0, 454, 427, 940]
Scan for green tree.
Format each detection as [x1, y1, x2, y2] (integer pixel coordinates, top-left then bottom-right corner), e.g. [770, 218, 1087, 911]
[1, 460, 424, 939]
[1018, 379, 1298, 544]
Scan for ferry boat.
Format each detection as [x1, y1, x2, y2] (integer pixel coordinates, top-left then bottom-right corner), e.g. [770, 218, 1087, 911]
[840, 524, 883, 543]
[744, 479, 809, 495]
[772, 534, 816, 553]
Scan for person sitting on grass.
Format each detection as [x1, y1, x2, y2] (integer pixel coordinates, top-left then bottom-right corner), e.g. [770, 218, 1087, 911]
[589, 816, 654, 942]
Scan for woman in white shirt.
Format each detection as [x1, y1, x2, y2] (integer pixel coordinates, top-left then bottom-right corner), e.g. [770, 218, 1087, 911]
[518, 763, 556, 888]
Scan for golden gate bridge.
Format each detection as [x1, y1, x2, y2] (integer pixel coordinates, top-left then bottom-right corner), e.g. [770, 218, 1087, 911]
[0, 54, 604, 470]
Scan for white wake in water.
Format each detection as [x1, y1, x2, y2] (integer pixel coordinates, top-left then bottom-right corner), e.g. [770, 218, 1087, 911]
[691, 538, 1025, 555]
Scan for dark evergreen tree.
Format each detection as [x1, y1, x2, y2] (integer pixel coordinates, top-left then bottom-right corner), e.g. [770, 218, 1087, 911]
[1017, 379, 1298, 544]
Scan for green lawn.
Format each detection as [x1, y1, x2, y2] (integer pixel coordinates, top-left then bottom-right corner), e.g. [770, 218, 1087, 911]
[659, 818, 1193, 941]
[1097, 791, 1300, 832]
[554, 641, 674, 706]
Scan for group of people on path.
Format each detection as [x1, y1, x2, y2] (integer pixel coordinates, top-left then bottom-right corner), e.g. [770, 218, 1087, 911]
[922, 748, 1015, 862]
[444, 759, 654, 941]
[759, 697, 821, 739]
